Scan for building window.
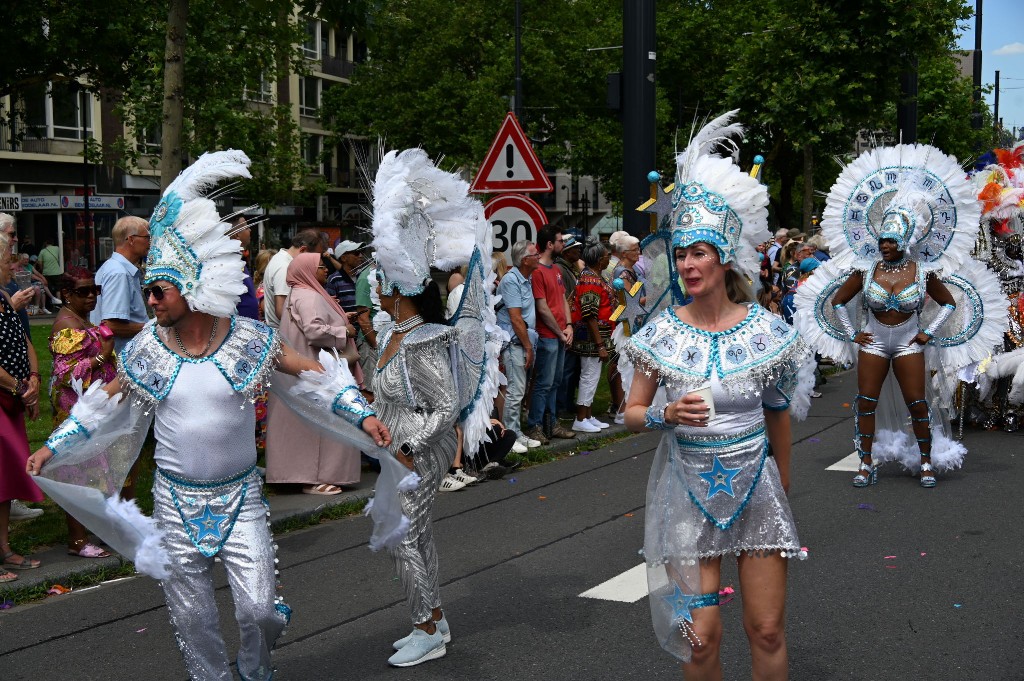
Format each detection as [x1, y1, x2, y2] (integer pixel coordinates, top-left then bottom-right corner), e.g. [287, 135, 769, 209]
[137, 126, 161, 154]
[22, 82, 93, 141]
[245, 74, 273, 104]
[303, 134, 324, 174]
[298, 76, 320, 117]
[302, 18, 320, 60]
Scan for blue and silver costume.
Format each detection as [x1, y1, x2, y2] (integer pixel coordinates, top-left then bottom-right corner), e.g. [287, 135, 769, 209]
[43, 316, 286, 681]
[624, 303, 814, 660]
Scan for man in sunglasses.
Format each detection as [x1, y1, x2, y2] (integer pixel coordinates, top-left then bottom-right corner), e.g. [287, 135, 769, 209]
[91, 216, 152, 353]
[28, 151, 395, 681]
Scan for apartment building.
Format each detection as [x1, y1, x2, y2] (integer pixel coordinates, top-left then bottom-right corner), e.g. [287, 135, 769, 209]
[0, 16, 369, 270]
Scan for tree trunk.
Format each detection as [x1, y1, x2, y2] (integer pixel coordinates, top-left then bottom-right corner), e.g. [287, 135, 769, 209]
[776, 140, 795, 230]
[801, 143, 814, 232]
[159, 0, 188, 191]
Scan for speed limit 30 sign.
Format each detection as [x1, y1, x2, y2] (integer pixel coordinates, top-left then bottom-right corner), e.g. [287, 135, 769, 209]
[484, 194, 548, 263]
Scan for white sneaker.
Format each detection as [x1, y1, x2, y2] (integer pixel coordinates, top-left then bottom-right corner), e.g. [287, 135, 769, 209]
[388, 628, 446, 667]
[438, 474, 467, 492]
[9, 500, 43, 521]
[511, 440, 528, 454]
[614, 412, 625, 425]
[451, 468, 478, 486]
[587, 417, 610, 430]
[572, 419, 601, 433]
[517, 434, 542, 449]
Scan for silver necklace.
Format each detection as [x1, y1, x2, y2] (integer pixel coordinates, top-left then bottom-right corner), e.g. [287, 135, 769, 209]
[877, 256, 910, 274]
[393, 314, 424, 334]
[173, 317, 220, 359]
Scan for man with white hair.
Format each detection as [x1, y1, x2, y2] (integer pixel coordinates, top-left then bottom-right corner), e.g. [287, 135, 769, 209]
[496, 239, 542, 450]
[91, 216, 152, 353]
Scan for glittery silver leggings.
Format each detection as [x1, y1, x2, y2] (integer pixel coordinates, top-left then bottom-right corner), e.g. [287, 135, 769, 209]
[154, 469, 286, 681]
[389, 430, 457, 625]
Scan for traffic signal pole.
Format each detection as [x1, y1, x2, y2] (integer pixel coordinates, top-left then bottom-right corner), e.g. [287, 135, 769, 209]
[622, 0, 657, 238]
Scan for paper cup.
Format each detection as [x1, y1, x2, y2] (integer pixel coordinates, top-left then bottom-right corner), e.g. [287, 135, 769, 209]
[686, 384, 715, 421]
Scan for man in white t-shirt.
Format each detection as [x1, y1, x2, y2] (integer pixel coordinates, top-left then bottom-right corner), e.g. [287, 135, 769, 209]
[262, 230, 325, 328]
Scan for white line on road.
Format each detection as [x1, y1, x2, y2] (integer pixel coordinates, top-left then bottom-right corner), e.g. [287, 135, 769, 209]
[827, 452, 861, 471]
[579, 563, 648, 603]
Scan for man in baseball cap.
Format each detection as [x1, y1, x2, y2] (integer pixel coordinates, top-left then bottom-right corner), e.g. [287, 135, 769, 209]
[325, 240, 366, 309]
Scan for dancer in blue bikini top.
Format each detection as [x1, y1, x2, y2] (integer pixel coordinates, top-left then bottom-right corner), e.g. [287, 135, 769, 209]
[793, 143, 1007, 490]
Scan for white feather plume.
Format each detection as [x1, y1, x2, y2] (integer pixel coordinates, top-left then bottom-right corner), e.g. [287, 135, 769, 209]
[165, 149, 252, 202]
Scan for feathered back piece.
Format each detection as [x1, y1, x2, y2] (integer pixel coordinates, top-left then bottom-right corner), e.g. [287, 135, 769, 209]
[145, 150, 251, 316]
[371, 148, 486, 295]
[822, 143, 980, 273]
[670, 110, 770, 282]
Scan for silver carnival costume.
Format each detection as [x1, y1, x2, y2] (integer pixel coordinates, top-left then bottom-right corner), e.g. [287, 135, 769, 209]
[793, 144, 1006, 478]
[622, 112, 815, 662]
[34, 151, 409, 681]
[293, 147, 502, 666]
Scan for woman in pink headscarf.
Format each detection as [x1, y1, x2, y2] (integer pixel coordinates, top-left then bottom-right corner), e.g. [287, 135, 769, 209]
[265, 253, 363, 494]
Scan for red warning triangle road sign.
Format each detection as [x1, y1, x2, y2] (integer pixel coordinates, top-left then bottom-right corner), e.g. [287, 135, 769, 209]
[470, 112, 554, 194]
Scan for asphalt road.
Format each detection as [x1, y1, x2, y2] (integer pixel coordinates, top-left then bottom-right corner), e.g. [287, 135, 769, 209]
[1, 369, 1021, 680]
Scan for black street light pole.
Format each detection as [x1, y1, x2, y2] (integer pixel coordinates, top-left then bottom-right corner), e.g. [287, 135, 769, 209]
[514, 0, 523, 119]
[622, 0, 656, 238]
[972, 0, 984, 131]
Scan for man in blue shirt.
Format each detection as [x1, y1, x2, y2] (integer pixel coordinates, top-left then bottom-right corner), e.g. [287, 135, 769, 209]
[496, 240, 541, 449]
[91, 216, 151, 353]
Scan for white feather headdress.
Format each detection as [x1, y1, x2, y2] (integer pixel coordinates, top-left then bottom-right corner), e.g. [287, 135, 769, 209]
[670, 110, 770, 282]
[145, 150, 251, 316]
[370, 148, 487, 295]
[822, 143, 980, 273]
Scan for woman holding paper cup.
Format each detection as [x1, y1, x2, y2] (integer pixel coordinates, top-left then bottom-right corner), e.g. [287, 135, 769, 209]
[622, 111, 815, 677]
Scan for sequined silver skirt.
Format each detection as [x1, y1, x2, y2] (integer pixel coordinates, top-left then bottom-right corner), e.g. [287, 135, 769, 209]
[646, 423, 801, 562]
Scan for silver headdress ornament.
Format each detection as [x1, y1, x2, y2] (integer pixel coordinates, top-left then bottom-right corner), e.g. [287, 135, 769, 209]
[370, 148, 489, 296]
[822, 143, 981, 273]
[670, 109, 770, 282]
[145, 150, 252, 317]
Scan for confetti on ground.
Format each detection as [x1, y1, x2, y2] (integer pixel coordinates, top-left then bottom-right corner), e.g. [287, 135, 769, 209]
[508, 478, 517, 484]
[136, 628, 147, 633]
[954, 604, 963, 608]
[885, 566, 898, 569]
[719, 586, 736, 604]
[920, 552, 927, 557]
[842, 402, 851, 408]
[580, 451, 591, 456]
[0, 600, 13, 610]
[538, 496, 547, 500]
[808, 437, 820, 443]
[47, 585, 71, 596]
[624, 513, 634, 517]
[885, 555, 897, 559]
[858, 503, 876, 511]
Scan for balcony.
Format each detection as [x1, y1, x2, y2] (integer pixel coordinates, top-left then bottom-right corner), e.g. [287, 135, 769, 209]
[320, 55, 355, 79]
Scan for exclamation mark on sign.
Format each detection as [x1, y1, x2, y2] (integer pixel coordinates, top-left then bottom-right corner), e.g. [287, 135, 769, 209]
[506, 143, 515, 178]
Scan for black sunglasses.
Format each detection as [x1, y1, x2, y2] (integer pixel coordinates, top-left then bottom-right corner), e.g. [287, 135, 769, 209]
[70, 285, 102, 296]
[143, 285, 171, 301]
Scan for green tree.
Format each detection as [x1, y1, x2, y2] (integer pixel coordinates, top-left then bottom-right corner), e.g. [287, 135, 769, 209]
[722, 0, 973, 230]
[321, 0, 624, 195]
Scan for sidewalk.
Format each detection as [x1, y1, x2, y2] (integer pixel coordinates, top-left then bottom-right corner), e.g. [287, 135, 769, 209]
[3, 418, 627, 599]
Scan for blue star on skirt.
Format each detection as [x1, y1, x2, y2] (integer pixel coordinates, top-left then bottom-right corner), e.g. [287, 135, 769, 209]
[662, 584, 695, 624]
[187, 504, 229, 542]
[698, 455, 743, 499]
